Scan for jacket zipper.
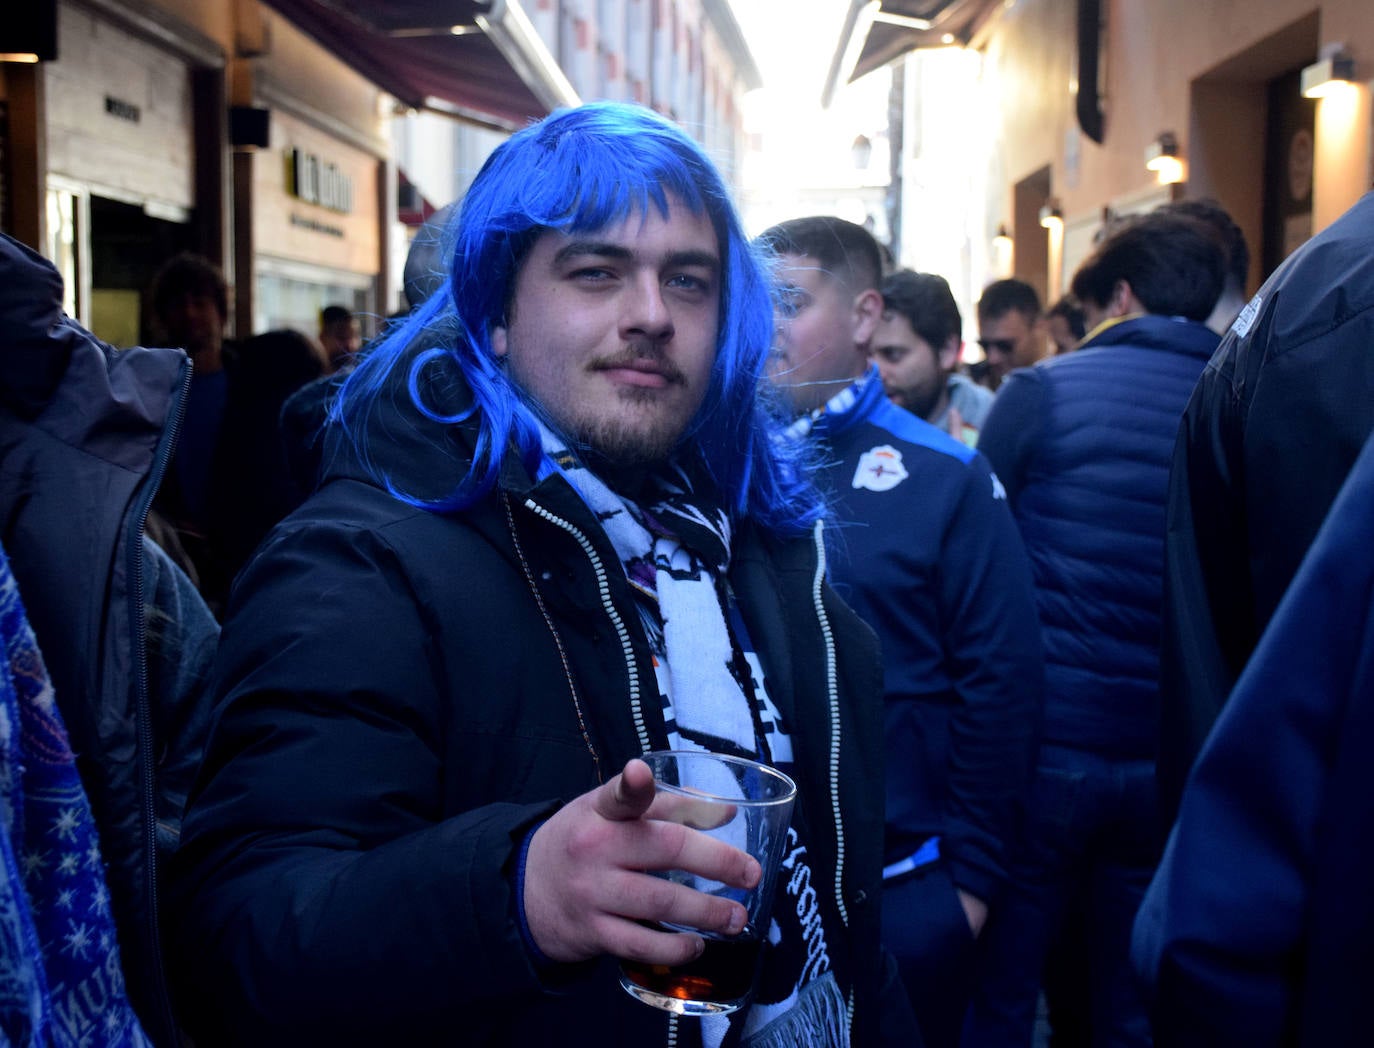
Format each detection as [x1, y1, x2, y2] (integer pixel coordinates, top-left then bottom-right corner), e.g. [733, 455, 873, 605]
[810, 518, 856, 1034]
[127, 354, 192, 1045]
[522, 496, 670, 1043]
[521, 503, 847, 1043]
[522, 498, 651, 754]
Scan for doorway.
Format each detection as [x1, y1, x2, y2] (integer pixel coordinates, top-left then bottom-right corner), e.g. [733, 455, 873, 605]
[1261, 68, 1316, 276]
[88, 195, 193, 348]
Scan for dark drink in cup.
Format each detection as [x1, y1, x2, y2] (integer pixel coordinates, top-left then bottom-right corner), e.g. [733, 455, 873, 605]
[616, 751, 795, 1017]
[621, 924, 764, 1014]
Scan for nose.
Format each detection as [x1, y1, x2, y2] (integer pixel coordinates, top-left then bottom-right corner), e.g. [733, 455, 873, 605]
[622, 274, 675, 344]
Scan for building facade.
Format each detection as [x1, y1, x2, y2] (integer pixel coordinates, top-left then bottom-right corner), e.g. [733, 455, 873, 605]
[830, 0, 1373, 337]
[2, 0, 760, 346]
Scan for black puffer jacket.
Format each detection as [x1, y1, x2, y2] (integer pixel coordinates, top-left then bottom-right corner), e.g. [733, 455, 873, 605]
[0, 233, 219, 1045]
[1157, 190, 1374, 825]
[172, 348, 913, 1046]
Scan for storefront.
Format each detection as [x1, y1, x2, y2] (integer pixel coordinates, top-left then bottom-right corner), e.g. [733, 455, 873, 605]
[41, 0, 223, 346]
[246, 102, 382, 339]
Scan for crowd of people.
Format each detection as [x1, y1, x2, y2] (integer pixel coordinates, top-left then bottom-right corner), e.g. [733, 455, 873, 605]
[0, 99, 1371, 1047]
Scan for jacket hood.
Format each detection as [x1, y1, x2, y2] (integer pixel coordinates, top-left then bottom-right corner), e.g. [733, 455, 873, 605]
[0, 233, 80, 419]
[0, 232, 188, 472]
[318, 334, 545, 507]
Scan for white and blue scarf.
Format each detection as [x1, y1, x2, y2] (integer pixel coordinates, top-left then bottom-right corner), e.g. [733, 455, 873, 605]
[541, 428, 757, 757]
[540, 428, 848, 1048]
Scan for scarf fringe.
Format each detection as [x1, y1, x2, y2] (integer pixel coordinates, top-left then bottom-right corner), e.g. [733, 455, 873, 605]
[740, 971, 849, 1048]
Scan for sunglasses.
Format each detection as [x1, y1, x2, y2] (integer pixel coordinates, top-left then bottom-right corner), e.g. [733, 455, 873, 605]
[977, 338, 1017, 355]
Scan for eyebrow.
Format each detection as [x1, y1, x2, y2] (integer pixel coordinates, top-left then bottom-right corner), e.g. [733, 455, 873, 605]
[552, 241, 720, 272]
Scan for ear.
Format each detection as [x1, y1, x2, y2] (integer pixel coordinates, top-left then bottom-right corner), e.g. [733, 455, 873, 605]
[852, 288, 884, 347]
[938, 337, 962, 372]
[1108, 279, 1135, 318]
[491, 324, 509, 358]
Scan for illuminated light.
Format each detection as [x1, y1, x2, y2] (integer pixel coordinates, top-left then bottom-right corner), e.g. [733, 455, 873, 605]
[1038, 201, 1063, 230]
[1301, 52, 1355, 99]
[993, 223, 1013, 249]
[449, 24, 481, 35]
[0, 52, 41, 63]
[1152, 155, 1185, 185]
[874, 12, 933, 31]
[941, 33, 956, 45]
[1145, 131, 1185, 183]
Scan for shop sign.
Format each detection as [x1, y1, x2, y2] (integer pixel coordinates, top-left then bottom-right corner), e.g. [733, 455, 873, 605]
[104, 96, 141, 124]
[286, 147, 354, 214]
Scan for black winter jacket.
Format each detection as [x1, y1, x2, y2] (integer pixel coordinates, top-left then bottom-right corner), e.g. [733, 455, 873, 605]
[1156, 190, 1374, 825]
[172, 352, 912, 1046]
[0, 233, 219, 1045]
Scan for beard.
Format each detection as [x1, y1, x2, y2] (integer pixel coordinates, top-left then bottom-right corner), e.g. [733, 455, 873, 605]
[561, 385, 699, 466]
[888, 378, 945, 422]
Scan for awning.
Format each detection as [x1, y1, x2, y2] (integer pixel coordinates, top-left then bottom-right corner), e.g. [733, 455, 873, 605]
[823, 0, 1002, 105]
[260, 0, 579, 131]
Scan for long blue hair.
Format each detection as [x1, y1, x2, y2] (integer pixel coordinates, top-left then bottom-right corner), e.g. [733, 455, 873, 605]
[334, 102, 821, 536]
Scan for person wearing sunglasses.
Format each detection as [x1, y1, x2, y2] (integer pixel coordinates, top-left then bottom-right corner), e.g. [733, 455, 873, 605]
[975, 279, 1048, 390]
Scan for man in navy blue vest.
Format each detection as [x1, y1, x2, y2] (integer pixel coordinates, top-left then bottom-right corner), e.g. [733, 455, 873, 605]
[965, 211, 1226, 1047]
[758, 216, 1042, 1048]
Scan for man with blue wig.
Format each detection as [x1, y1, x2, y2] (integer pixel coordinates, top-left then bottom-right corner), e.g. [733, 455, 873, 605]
[171, 102, 917, 1046]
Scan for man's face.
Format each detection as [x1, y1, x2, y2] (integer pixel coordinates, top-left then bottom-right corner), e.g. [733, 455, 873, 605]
[162, 292, 224, 358]
[871, 310, 957, 421]
[322, 318, 362, 362]
[978, 308, 1045, 387]
[493, 196, 720, 467]
[768, 254, 867, 414]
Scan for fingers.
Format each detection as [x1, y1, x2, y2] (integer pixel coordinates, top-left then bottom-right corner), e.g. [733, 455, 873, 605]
[524, 764, 761, 965]
[599, 866, 750, 943]
[948, 405, 965, 439]
[644, 790, 737, 831]
[596, 759, 657, 822]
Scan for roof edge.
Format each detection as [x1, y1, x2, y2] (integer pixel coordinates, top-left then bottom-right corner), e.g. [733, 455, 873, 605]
[702, 0, 763, 91]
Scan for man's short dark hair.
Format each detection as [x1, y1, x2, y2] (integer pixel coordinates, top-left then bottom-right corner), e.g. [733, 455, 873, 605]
[757, 216, 882, 295]
[881, 270, 962, 352]
[1070, 212, 1226, 322]
[977, 278, 1042, 324]
[150, 252, 228, 323]
[320, 305, 352, 329]
[1159, 198, 1249, 292]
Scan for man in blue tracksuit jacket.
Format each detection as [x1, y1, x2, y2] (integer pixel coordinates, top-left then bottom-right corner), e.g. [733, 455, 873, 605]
[1133, 424, 1374, 1048]
[759, 217, 1042, 1048]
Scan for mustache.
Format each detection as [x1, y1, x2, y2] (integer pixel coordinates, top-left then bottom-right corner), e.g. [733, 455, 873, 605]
[589, 346, 688, 385]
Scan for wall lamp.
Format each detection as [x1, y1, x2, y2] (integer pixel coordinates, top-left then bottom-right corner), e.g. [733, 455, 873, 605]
[993, 223, 1013, 250]
[1145, 131, 1185, 184]
[1038, 201, 1063, 230]
[1, 0, 57, 62]
[1301, 47, 1355, 99]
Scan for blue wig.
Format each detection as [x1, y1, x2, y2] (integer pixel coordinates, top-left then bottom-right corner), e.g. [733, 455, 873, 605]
[335, 102, 821, 535]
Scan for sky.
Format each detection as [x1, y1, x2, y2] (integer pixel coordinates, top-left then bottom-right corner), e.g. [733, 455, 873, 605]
[728, 0, 847, 103]
[727, 0, 894, 235]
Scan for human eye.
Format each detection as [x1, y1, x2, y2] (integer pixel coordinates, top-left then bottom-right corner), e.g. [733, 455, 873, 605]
[666, 271, 713, 295]
[570, 265, 617, 283]
[774, 286, 808, 319]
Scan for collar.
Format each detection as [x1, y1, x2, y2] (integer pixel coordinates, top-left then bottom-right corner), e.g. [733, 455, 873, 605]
[784, 365, 884, 441]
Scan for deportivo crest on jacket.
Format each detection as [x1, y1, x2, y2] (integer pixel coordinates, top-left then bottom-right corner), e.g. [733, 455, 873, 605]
[852, 445, 908, 491]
